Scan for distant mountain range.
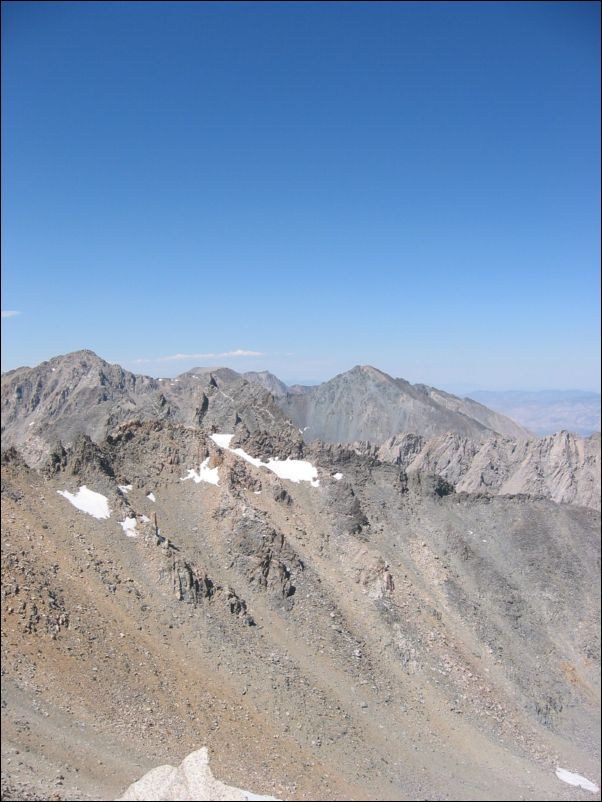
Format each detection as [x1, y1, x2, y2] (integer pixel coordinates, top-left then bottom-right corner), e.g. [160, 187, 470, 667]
[465, 390, 601, 437]
[1, 352, 530, 464]
[1, 350, 599, 510]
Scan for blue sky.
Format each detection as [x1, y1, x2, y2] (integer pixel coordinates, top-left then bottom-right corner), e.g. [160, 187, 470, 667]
[2, 1, 600, 389]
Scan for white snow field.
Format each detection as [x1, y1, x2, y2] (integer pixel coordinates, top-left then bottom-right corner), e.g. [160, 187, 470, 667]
[210, 433, 320, 486]
[555, 767, 599, 794]
[57, 486, 110, 519]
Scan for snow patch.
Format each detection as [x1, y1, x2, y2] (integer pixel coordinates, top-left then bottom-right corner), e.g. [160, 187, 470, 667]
[555, 768, 599, 794]
[119, 517, 138, 538]
[181, 457, 220, 486]
[333, 472, 343, 481]
[119, 484, 133, 494]
[264, 457, 319, 485]
[210, 433, 320, 486]
[140, 515, 150, 523]
[57, 486, 110, 519]
[147, 492, 156, 502]
[211, 433, 234, 449]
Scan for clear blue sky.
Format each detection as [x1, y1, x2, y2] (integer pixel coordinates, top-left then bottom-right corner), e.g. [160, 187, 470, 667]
[2, 1, 600, 389]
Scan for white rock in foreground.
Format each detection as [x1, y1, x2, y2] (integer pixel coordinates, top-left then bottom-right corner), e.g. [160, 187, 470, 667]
[555, 767, 599, 794]
[117, 747, 279, 801]
[57, 486, 110, 519]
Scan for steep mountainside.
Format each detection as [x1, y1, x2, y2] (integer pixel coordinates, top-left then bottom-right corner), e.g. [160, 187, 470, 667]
[1, 419, 600, 801]
[279, 366, 532, 444]
[416, 384, 536, 440]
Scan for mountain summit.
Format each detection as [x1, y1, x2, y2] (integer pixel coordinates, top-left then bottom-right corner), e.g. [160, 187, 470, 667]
[277, 364, 532, 443]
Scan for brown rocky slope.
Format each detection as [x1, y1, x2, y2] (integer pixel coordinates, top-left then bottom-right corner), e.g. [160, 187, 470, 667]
[1, 418, 600, 800]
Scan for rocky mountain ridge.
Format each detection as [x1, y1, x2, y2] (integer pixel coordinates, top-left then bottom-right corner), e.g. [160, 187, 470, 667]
[2, 354, 531, 465]
[1, 351, 298, 467]
[3, 351, 598, 510]
[373, 429, 601, 510]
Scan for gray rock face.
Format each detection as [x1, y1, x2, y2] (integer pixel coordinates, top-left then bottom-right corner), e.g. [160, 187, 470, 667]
[415, 384, 535, 440]
[242, 371, 288, 398]
[1, 350, 161, 461]
[377, 430, 601, 510]
[279, 365, 532, 444]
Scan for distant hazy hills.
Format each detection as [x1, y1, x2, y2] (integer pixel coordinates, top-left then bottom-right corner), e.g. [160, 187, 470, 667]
[466, 389, 601, 437]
